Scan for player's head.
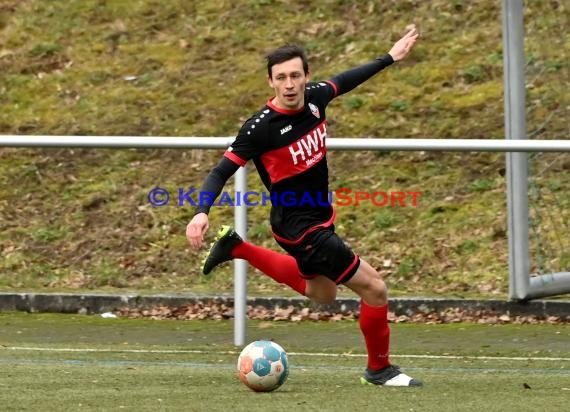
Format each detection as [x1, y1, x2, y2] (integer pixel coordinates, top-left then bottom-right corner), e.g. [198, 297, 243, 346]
[266, 45, 310, 110]
[266, 45, 309, 78]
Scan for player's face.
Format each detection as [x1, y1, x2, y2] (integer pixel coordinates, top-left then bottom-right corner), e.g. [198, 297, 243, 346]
[268, 57, 309, 110]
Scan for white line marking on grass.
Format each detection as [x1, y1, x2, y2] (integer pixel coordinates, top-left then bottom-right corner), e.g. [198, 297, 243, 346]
[1, 358, 568, 377]
[3, 346, 570, 362]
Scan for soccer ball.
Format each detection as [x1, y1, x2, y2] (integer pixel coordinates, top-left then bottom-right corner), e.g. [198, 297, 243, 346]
[237, 340, 289, 392]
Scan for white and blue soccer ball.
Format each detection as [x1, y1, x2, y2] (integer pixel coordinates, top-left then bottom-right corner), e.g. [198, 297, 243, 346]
[237, 340, 289, 392]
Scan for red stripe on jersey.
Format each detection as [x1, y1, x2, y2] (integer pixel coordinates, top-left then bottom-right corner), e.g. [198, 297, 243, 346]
[266, 98, 305, 115]
[260, 121, 328, 184]
[325, 80, 338, 97]
[224, 150, 247, 167]
[272, 207, 336, 245]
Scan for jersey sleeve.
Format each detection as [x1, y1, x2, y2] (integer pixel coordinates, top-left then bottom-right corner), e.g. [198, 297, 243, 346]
[305, 81, 337, 108]
[194, 157, 240, 215]
[195, 116, 268, 215]
[223, 117, 268, 166]
[327, 54, 394, 97]
[305, 54, 394, 107]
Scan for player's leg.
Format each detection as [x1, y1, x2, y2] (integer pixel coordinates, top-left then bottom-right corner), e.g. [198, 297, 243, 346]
[304, 275, 337, 304]
[202, 226, 338, 302]
[202, 226, 306, 295]
[344, 259, 422, 387]
[297, 229, 421, 387]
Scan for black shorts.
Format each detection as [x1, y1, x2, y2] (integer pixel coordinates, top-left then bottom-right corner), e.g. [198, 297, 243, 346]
[275, 227, 360, 284]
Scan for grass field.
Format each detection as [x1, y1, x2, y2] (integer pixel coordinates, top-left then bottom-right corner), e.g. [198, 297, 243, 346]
[1, 313, 569, 411]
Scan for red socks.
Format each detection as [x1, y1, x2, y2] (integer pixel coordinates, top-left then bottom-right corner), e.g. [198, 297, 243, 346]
[231, 242, 390, 370]
[231, 243, 390, 370]
[359, 300, 391, 371]
[231, 241, 307, 296]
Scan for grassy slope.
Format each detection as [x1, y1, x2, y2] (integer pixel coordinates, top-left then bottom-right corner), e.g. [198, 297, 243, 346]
[0, 0, 568, 298]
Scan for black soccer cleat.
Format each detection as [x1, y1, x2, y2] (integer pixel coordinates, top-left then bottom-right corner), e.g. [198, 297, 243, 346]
[360, 364, 423, 387]
[202, 225, 243, 275]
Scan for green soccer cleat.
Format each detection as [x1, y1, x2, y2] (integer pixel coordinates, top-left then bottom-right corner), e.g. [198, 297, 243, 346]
[202, 226, 243, 275]
[360, 365, 423, 387]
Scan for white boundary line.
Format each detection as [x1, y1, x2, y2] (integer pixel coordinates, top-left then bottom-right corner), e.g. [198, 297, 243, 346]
[4, 346, 570, 362]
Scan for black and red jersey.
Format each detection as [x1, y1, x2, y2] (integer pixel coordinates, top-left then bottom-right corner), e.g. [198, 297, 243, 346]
[225, 82, 333, 188]
[225, 81, 336, 240]
[196, 54, 395, 242]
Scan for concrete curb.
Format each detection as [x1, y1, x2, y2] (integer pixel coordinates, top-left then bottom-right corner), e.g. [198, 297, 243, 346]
[0, 292, 569, 318]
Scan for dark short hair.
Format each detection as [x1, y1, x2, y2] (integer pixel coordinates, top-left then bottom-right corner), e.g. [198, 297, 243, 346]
[266, 45, 309, 78]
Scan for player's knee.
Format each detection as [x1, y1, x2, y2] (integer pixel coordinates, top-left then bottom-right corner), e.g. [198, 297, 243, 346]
[362, 277, 388, 306]
[373, 278, 388, 302]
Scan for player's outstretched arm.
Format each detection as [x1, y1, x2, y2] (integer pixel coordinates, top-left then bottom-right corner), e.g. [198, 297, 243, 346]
[388, 25, 419, 62]
[325, 25, 419, 97]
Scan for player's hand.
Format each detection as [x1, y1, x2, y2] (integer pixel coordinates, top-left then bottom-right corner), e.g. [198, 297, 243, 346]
[388, 24, 419, 62]
[186, 213, 210, 249]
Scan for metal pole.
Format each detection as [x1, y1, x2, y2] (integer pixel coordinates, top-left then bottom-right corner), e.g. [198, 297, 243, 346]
[233, 166, 248, 346]
[528, 272, 570, 299]
[503, 0, 530, 301]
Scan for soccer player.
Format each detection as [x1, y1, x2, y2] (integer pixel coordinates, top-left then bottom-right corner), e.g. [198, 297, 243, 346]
[187, 26, 422, 387]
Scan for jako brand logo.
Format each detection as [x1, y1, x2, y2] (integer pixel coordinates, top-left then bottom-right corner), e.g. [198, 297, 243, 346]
[280, 125, 292, 135]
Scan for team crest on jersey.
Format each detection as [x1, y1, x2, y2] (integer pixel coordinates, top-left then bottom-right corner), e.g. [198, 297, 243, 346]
[309, 102, 320, 119]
